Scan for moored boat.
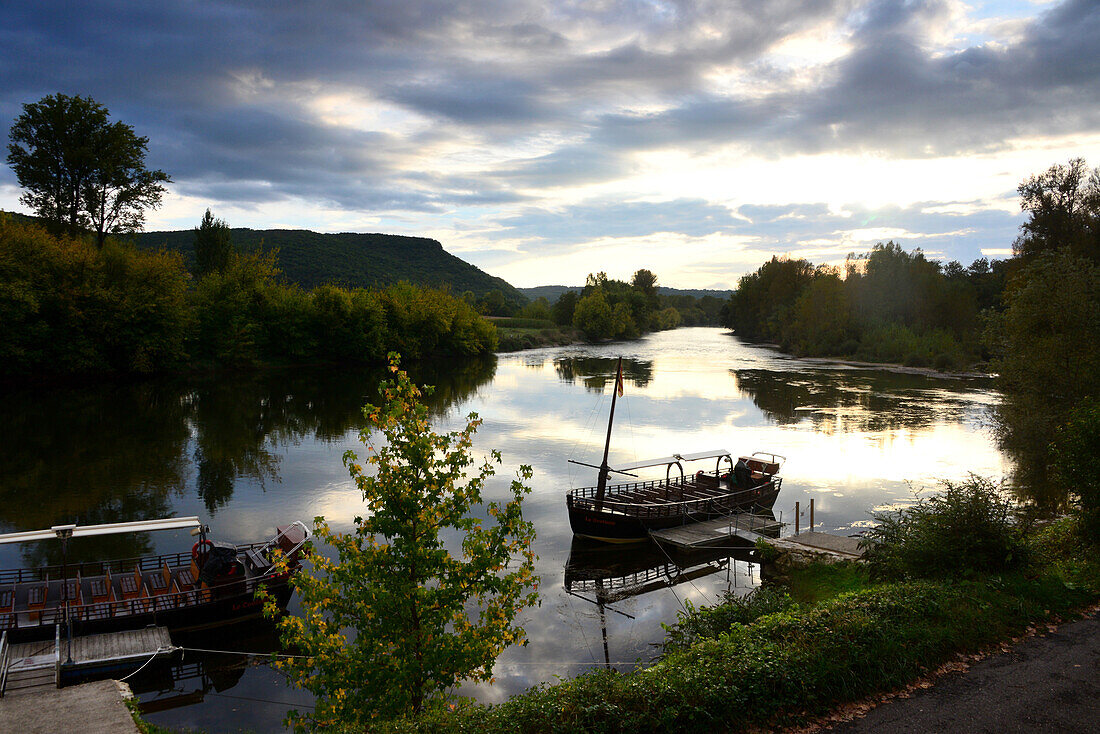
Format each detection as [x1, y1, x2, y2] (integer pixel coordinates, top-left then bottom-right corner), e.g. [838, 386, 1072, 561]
[566, 358, 785, 543]
[0, 517, 309, 643]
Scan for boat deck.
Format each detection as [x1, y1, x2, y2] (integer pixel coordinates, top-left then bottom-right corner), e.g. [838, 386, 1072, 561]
[649, 513, 783, 549]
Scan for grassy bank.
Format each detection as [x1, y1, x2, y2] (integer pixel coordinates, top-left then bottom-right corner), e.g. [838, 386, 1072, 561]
[492, 316, 584, 351]
[382, 516, 1098, 734]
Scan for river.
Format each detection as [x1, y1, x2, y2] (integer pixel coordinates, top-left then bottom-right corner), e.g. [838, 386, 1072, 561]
[0, 327, 1007, 730]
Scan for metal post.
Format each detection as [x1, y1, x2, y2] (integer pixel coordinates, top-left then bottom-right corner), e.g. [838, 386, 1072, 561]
[795, 501, 800, 534]
[810, 498, 815, 532]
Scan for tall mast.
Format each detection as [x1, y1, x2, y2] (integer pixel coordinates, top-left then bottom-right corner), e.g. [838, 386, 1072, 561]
[596, 356, 622, 503]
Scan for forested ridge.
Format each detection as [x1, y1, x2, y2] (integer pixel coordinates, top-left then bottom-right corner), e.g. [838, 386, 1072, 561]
[135, 226, 525, 304]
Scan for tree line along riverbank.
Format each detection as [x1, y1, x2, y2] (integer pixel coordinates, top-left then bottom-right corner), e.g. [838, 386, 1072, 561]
[0, 215, 497, 381]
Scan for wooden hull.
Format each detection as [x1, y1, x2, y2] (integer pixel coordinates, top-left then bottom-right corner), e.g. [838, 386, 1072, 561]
[567, 478, 781, 543]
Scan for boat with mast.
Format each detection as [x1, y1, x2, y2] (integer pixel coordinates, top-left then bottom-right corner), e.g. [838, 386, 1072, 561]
[566, 357, 784, 543]
[0, 517, 310, 643]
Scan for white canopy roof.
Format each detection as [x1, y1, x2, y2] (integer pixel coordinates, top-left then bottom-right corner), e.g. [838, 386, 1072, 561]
[614, 449, 732, 472]
[0, 516, 201, 545]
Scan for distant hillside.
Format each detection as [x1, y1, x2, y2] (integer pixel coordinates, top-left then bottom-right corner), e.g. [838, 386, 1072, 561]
[135, 227, 525, 302]
[519, 285, 732, 301]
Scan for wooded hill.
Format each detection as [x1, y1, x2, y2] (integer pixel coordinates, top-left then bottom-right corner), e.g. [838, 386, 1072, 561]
[135, 227, 525, 303]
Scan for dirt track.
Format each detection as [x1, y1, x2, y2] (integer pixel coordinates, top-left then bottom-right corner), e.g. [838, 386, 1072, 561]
[826, 609, 1100, 733]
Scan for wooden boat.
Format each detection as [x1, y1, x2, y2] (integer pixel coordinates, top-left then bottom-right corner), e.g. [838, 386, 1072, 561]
[566, 358, 785, 543]
[0, 517, 309, 644]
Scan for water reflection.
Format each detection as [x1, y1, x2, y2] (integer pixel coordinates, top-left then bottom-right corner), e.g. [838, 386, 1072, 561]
[733, 367, 993, 432]
[554, 356, 653, 390]
[0, 358, 497, 554]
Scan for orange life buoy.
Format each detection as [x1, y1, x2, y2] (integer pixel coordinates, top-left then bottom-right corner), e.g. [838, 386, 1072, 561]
[192, 539, 214, 561]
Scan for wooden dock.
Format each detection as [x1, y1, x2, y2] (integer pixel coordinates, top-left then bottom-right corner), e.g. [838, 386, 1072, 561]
[649, 513, 782, 549]
[773, 531, 864, 558]
[1, 626, 177, 697]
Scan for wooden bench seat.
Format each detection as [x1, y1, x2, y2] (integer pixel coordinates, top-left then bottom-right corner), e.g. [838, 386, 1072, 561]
[27, 584, 47, 608]
[89, 577, 111, 602]
[245, 548, 271, 572]
[176, 566, 196, 590]
[144, 563, 175, 596]
[62, 578, 81, 605]
[117, 570, 142, 600]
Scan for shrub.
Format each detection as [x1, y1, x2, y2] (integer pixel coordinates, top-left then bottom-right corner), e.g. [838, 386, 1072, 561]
[860, 475, 1030, 579]
[662, 585, 794, 652]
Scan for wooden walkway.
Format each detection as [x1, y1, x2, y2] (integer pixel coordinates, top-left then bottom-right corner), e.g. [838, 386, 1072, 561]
[1, 626, 176, 697]
[649, 513, 782, 549]
[774, 531, 864, 558]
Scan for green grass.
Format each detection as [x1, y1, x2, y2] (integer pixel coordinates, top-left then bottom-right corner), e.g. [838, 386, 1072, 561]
[496, 326, 583, 352]
[786, 561, 871, 604]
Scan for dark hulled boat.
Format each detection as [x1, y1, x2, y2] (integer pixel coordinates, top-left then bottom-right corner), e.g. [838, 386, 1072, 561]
[0, 518, 310, 643]
[566, 358, 784, 543]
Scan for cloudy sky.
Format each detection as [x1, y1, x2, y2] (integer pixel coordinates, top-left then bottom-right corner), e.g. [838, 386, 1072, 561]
[2, 0, 1098, 289]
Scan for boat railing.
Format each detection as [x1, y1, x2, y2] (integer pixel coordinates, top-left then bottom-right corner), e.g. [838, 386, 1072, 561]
[255, 521, 311, 573]
[569, 477, 782, 519]
[1, 567, 279, 635]
[0, 630, 9, 697]
[568, 562, 681, 593]
[0, 542, 269, 586]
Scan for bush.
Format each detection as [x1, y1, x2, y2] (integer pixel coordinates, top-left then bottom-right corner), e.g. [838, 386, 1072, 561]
[860, 476, 1030, 579]
[662, 585, 794, 652]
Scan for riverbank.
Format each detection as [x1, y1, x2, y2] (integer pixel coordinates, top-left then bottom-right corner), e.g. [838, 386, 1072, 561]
[745, 338, 991, 379]
[378, 516, 1098, 733]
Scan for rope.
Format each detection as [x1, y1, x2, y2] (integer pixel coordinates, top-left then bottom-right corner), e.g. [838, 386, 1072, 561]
[176, 644, 650, 667]
[117, 645, 178, 681]
[178, 645, 308, 659]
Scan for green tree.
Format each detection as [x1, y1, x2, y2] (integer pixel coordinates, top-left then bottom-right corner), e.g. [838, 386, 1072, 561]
[193, 209, 234, 275]
[1051, 400, 1100, 542]
[551, 290, 578, 326]
[7, 93, 170, 247]
[572, 288, 614, 339]
[990, 249, 1100, 502]
[267, 359, 538, 729]
[631, 268, 658, 297]
[1014, 157, 1100, 265]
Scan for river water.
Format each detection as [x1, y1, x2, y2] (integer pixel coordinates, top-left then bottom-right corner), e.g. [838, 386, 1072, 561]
[0, 327, 1007, 730]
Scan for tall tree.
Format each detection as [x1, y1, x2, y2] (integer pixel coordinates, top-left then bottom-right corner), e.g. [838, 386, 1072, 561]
[193, 209, 234, 275]
[266, 358, 538, 729]
[6, 93, 170, 247]
[1014, 157, 1100, 264]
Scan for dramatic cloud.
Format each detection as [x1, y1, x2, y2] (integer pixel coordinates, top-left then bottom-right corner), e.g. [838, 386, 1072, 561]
[1, 0, 1097, 286]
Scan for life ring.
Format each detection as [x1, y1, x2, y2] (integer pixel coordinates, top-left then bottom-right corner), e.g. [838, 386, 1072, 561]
[192, 539, 214, 561]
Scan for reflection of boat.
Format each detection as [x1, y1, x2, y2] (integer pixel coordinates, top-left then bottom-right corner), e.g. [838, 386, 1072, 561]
[566, 357, 785, 543]
[563, 530, 777, 668]
[564, 531, 773, 605]
[0, 518, 309, 643]
[131, 622, 282, 715]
